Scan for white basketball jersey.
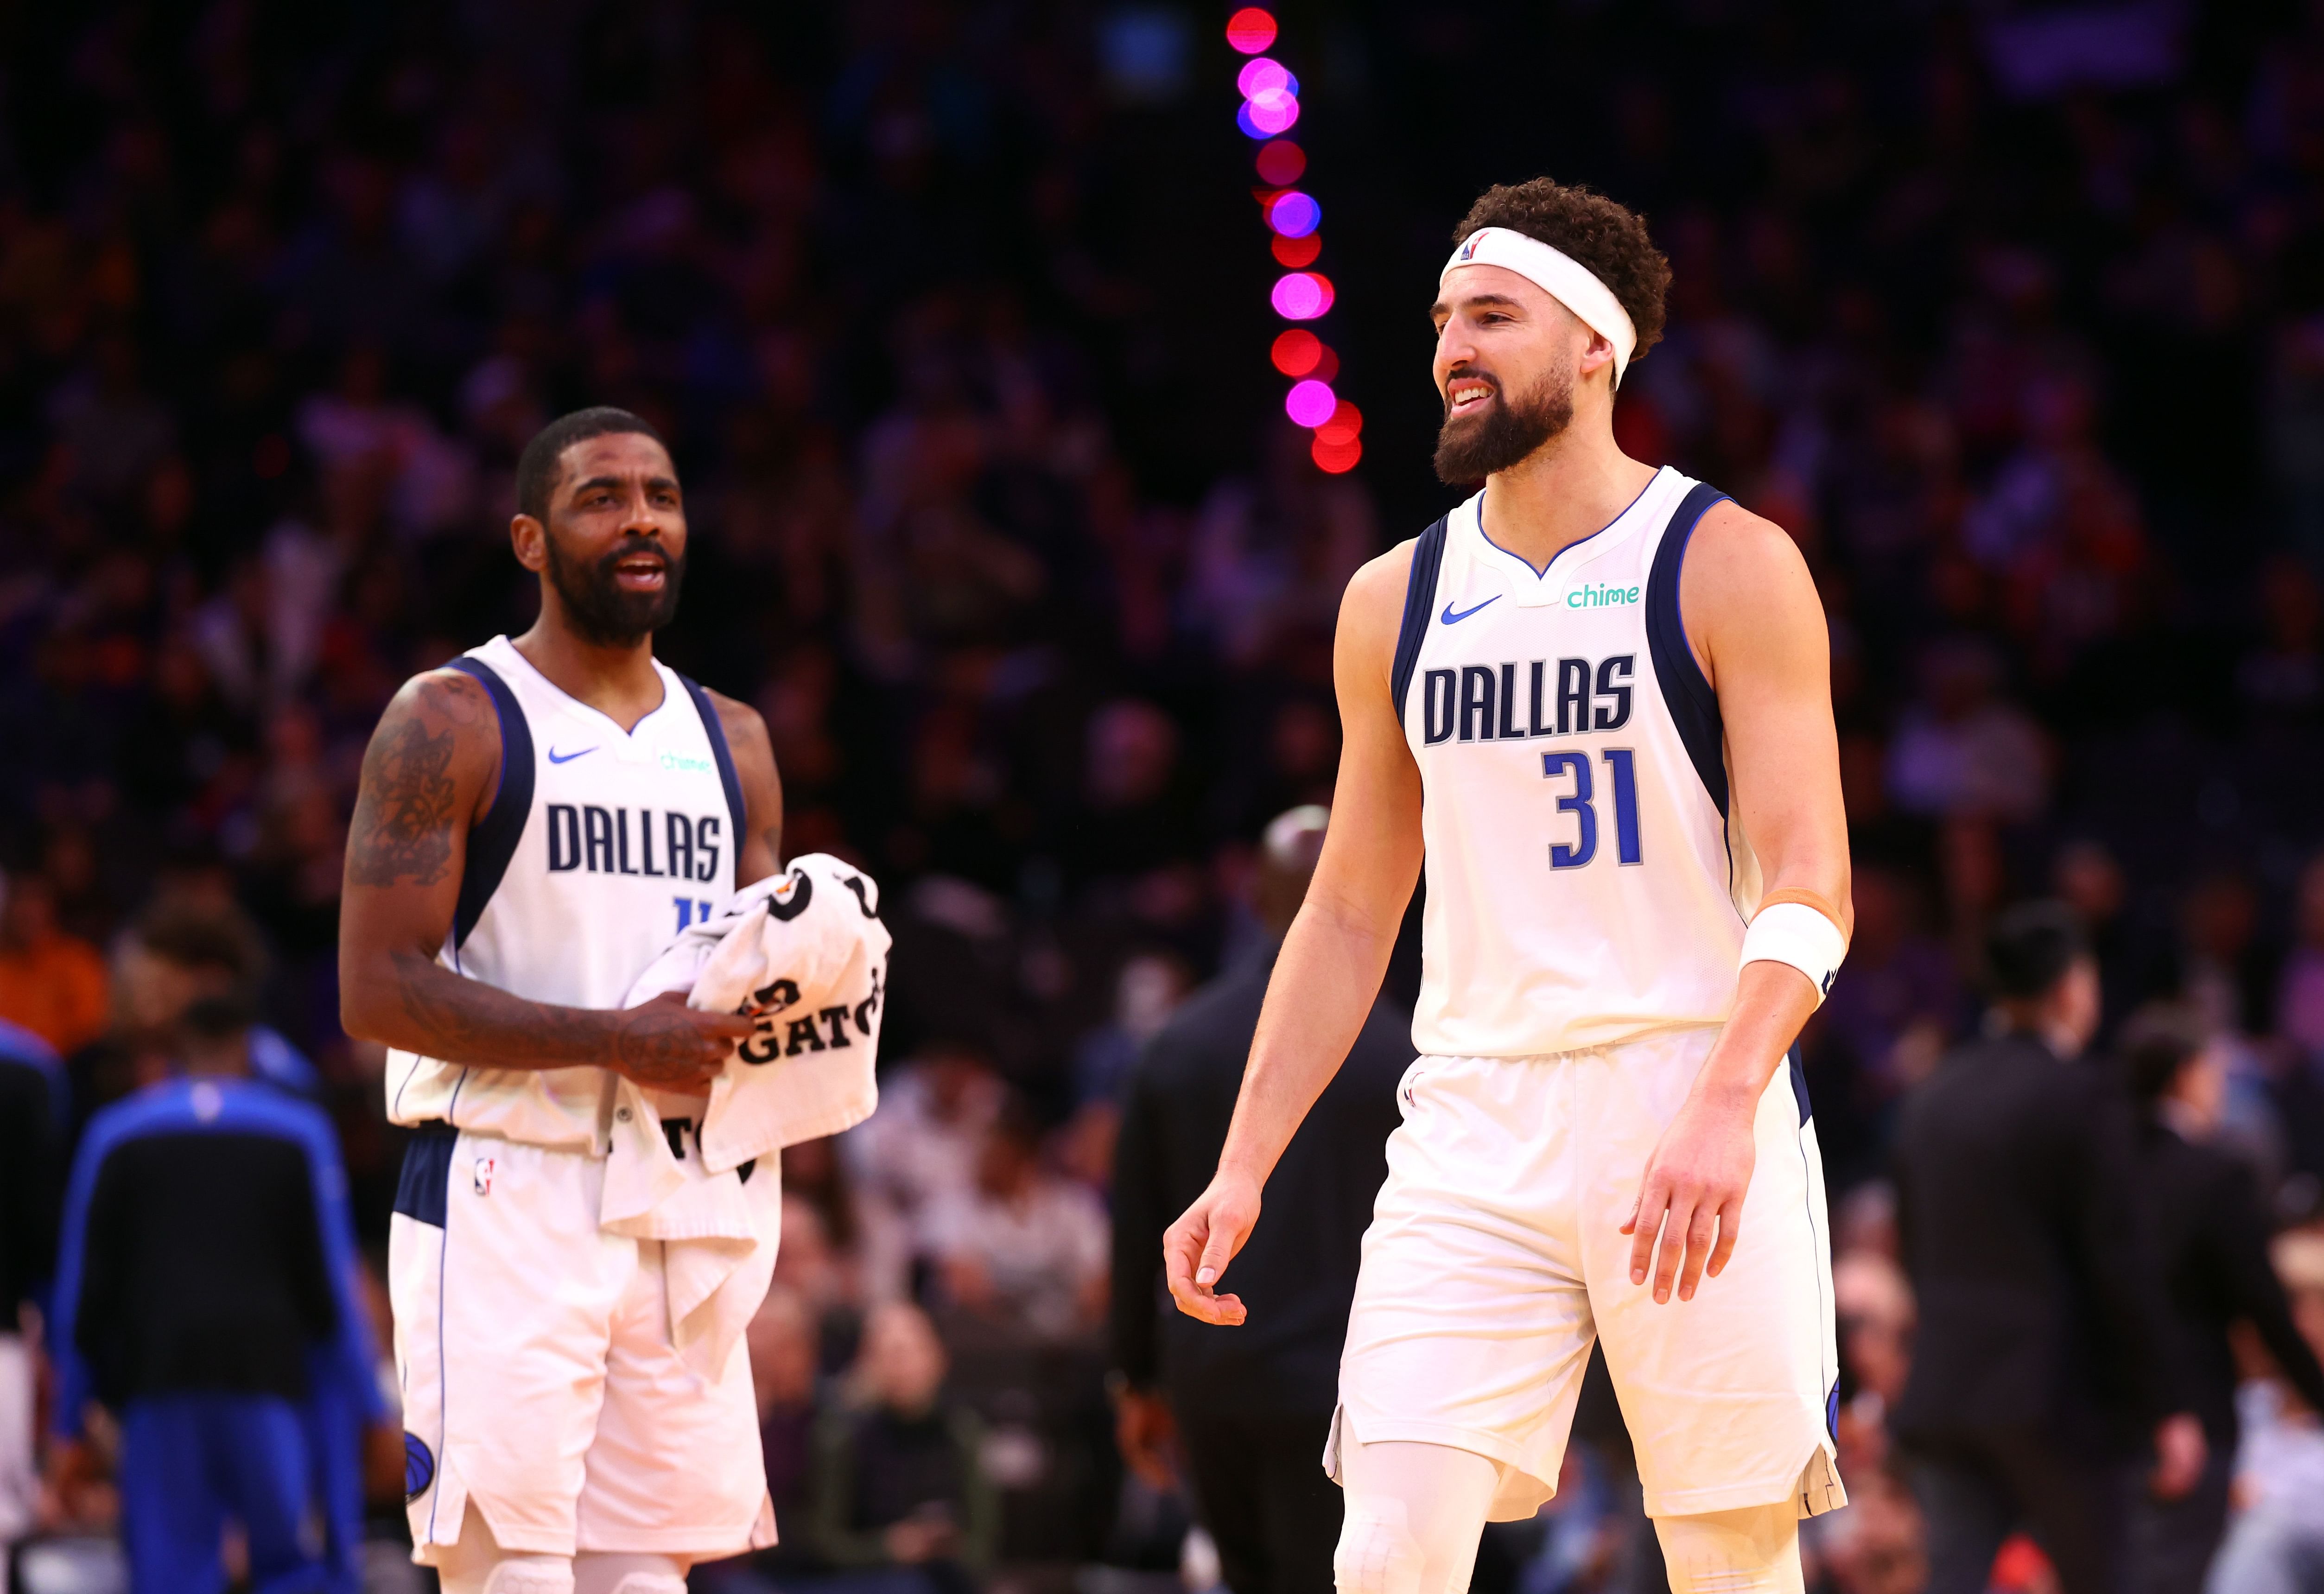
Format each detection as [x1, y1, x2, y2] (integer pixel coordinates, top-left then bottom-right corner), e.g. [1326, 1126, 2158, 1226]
[386, 634, 743, 1148]
[1397, 467, 1762, 1058]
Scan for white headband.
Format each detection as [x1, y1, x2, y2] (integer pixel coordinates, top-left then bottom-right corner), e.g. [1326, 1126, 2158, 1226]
[1441, 227, 1638, 387]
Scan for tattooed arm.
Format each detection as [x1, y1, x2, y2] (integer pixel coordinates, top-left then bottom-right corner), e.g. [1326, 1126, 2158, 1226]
[337, 669, 752, 1088]
[708, 689, 785, 882]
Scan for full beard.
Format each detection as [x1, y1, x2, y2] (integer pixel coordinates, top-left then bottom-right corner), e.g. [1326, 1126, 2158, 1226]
[1433, 369, 1575, 484]
[544, 536, 687, 646]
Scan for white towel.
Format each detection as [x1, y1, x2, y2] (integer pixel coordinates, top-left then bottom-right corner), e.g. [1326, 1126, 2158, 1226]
[604, 854, 890, 1372]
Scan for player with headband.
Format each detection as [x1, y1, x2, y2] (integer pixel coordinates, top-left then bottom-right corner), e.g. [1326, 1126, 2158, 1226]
[1163, 178, 1852, 1594]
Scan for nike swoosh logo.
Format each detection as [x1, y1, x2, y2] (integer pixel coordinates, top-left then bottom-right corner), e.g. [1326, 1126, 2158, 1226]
[547, 746, 597, 764]
[1441, 596, 1500, 624]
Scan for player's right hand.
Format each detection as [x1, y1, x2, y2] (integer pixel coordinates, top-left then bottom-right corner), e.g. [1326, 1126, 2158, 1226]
[1164, 1170, 1261, 1325]
[610, 994, 758, 1088]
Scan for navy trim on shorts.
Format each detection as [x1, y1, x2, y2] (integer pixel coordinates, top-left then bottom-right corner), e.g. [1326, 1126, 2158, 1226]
[1786, 1041, 1811, 1126]
[677, 671, 748, 873]
[1390, 516, 1451, 730]
[442, 657, 533, 950]
[393, 1121, 459, 1228]
[1644, 483, 1732, 819]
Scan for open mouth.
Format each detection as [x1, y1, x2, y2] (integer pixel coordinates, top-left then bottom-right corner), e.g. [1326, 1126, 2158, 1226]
[611, 550, 668, 592]
[1447, 375, 1498, 416]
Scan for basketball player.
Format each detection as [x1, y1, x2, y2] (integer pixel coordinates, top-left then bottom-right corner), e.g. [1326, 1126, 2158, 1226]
[1162, 180, 1853, 1594]
[339, 408, 783, 1594]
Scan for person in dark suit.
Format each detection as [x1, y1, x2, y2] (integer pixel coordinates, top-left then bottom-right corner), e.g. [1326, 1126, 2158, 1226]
[2116, 1004, 2324, 1594]
[1889, 901, 2206, 1594]
[1109, 805, 1411, 1594]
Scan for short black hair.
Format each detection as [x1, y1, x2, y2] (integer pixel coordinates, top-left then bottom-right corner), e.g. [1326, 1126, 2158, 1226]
[134, 898, 265, 986]
[1984, 900, 2090, 1000]
[2119, 1004, 2206, 1106]
[182, 990, 258, 1043]
[515, 407, 664, 523]
[1452, 178, 1672, 361]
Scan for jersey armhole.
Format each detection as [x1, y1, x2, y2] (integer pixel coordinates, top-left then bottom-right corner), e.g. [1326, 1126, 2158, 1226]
[1389, 515, 1451, 729]
[442, 658, 533, 950]
[1644, 483, 1732, 819]
[676, 671, 748, 879]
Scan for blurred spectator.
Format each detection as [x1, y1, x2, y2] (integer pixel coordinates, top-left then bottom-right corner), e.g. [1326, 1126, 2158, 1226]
[699, 1287, 829, 1593]
[921, 1099, 1108, 1343]
[1885, 638, 2051, 825]
[2179, 871, 2278, 1040]
[2274, 852, 2324, 1054]
[46, 992, 390, 1594]
[2201, 1232, 2324, 1594]
[1071, 950, 1193, 1107]
[1108, 806, 1410, 1594]
[847, 1044, 1003, 1241]
[2055, 840, 2179, 1041]
[79, 897, 322, 1124]
[2119, 1005, 2324, 1594]
[1890, 902, 2203, 1594]
[809, 1300, 999, 1591]
[0, 874, 108, 1055]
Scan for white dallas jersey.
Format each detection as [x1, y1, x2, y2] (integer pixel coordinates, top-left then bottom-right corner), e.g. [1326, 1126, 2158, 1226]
[1397, 467, 1761, 1058]
[386, 634, 743, 1149]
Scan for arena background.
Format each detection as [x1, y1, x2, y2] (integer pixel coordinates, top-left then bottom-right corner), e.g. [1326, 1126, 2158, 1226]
[4, 2, 2324, 1592]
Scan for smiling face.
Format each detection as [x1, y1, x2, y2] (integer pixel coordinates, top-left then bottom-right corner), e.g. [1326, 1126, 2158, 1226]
[1430, 263, 1608, 484]
[516, 431, 688, 647]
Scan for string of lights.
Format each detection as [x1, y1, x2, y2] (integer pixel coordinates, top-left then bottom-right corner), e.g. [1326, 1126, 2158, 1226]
[1226, 7, 1362, 474]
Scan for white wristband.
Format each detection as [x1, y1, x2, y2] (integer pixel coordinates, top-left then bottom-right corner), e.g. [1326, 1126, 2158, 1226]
[1741, 900, 1847, 1005]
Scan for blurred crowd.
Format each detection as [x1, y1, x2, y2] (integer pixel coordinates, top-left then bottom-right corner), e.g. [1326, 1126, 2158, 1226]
[6, 0, 2324, 1591]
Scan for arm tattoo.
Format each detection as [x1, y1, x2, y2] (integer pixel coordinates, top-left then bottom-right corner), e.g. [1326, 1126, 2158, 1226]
[389, 952, 718, 1081]
[349, 716, 459, 887]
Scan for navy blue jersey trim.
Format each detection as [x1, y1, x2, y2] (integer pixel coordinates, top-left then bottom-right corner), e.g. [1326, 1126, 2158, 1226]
[1390, 516, 1451, 729]
[678, 671, 747, 877]
[1644, 483, 1732, 819]
[393, 1121, 458, 1228]
[442, 658, 533, 950]
[1787, 1041, 1810, 1125]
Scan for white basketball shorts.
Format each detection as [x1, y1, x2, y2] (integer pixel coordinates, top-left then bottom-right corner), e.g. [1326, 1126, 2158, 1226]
[1326, 1024, 1844, 1523]
[389, 1124, 776, 1561]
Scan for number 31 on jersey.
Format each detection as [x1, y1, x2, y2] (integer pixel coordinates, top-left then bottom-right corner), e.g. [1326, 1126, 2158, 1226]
[1542, 749, 1643, 870]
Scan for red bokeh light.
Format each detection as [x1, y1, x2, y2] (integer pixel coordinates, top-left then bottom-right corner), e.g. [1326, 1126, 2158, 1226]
[1255, 140, 1305, 186]
[1225, 8, 1277, 54]
[1271, 232, 1321, 267]
[1270, 330, 1322, 377]
[1312, 434, 1362, 473]
[1316, 400, 1363, 445]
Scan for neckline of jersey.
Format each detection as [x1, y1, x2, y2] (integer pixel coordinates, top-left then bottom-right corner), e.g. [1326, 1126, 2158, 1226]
[488, 635, 674, 740]
[1472, 465, 1672, 582]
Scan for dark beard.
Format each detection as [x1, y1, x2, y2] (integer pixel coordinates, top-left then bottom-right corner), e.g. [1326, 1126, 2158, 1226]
[543, 534, 686, 646]
[1433, 371, 1575, 484]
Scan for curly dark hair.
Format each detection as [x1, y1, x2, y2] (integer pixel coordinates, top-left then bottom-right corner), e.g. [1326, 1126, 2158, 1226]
[1452, 179, 1672, 363]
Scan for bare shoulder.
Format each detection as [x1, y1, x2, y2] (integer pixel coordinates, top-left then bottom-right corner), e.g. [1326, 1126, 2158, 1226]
[348, 668, 500, 888]
[1679, 501, 1827, 689]
[703, 686, 775, 775]
[1682, 499, 1818, 610]
[364, 667, 501, 774]
[1339, 537, 1419, 655]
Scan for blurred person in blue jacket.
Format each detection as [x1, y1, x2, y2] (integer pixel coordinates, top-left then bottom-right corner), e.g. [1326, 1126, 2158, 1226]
[46, 989, 391, 1594]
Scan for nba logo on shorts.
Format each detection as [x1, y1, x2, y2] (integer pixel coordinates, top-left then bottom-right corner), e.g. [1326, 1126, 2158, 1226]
[474, 1157, 497, 1196]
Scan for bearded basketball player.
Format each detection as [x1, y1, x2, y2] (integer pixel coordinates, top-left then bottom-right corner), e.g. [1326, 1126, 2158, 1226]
[1163, 179, 1854, 1594]
[341, 408, 784, 1594]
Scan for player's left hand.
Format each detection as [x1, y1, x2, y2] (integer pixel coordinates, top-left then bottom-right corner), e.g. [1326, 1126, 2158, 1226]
[1621, 1085, 1757, 1304]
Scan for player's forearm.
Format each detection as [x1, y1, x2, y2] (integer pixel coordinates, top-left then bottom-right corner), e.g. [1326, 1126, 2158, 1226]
[1693, 960, 1819, 1105]
[342, 946, 686, 1072]
[1216, 894, 1399, 1186]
